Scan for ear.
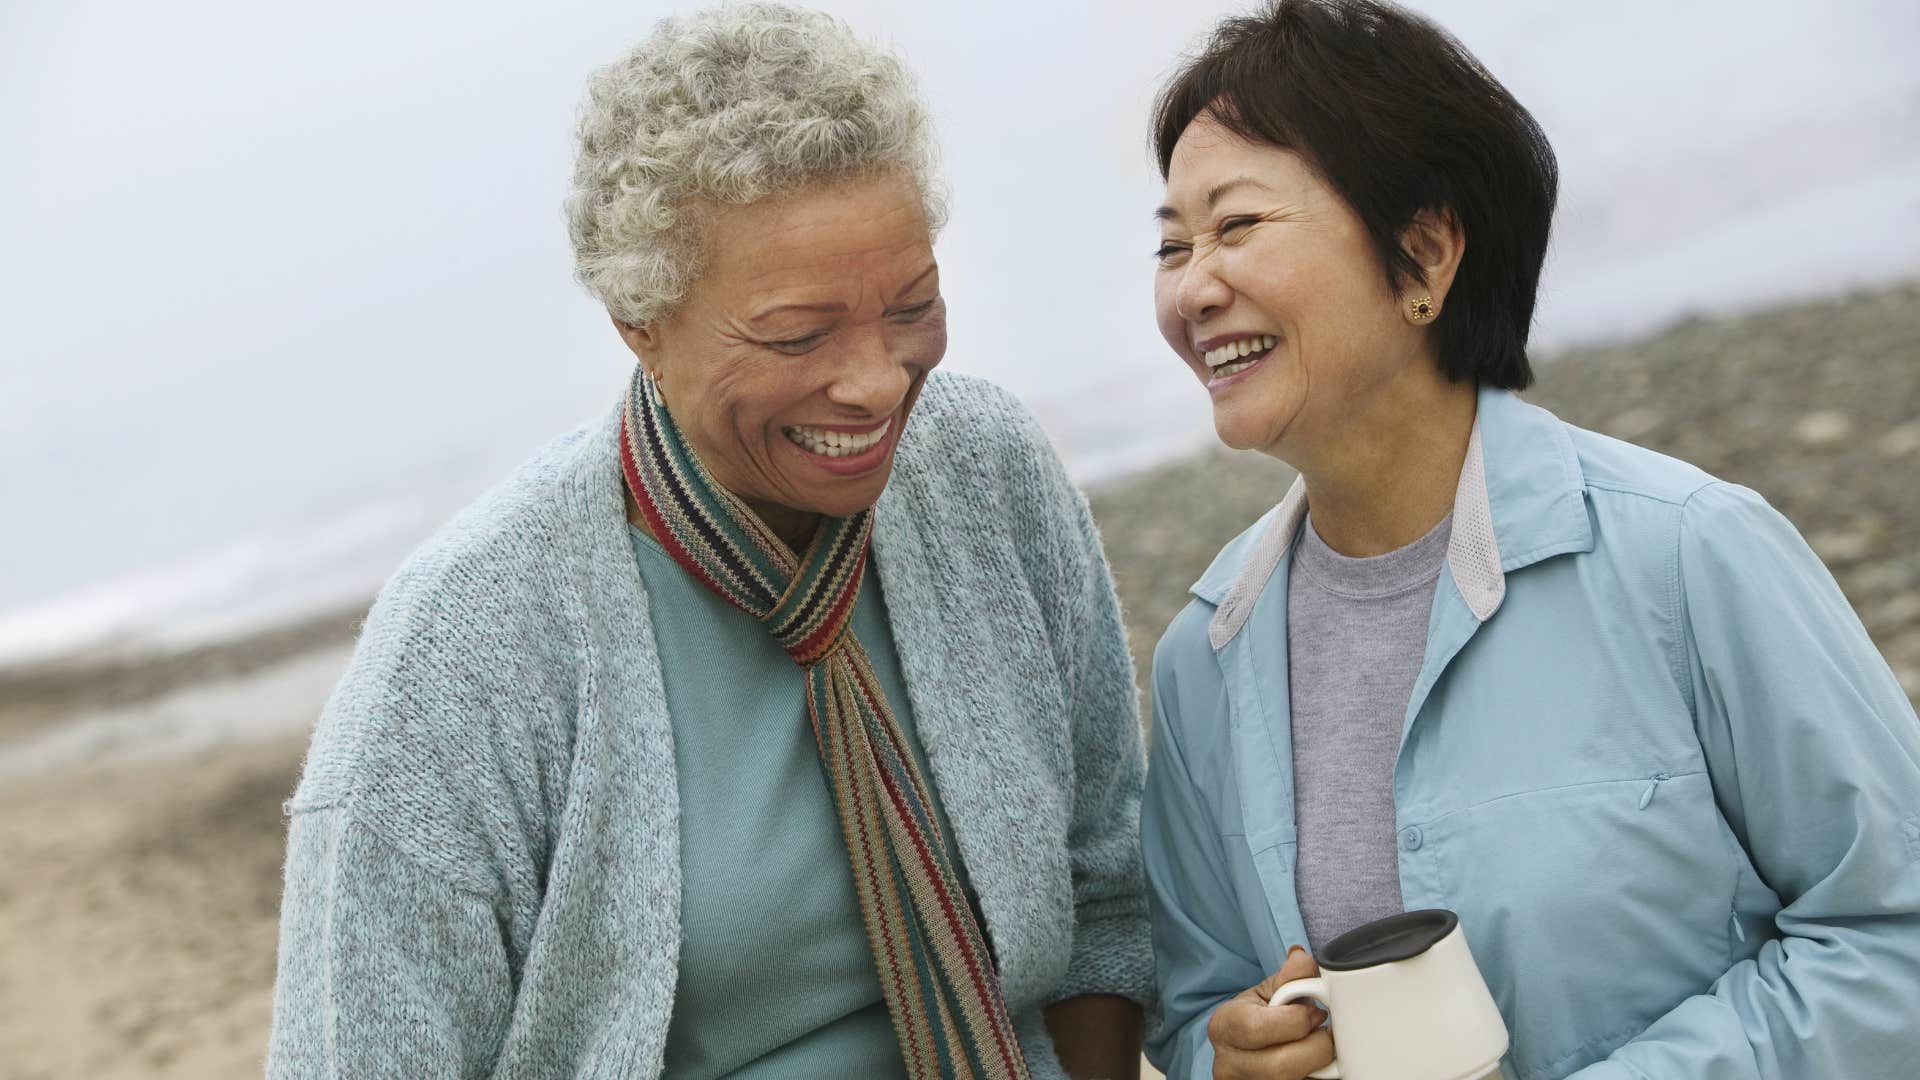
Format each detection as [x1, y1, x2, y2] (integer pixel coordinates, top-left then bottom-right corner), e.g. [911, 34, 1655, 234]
[610, 311, 665, 375]
[1399, 207, 1466, 321]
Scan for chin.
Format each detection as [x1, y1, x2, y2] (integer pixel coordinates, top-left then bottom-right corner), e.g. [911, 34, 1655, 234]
[1211, 409, 1270, 453]
[1214, 425, 1259, 452]
[801, 474, 893, 519]
[1213, 392, 1301, 457]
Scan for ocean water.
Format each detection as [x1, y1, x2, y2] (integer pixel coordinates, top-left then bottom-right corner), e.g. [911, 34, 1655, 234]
[3, 0, 1917, 666]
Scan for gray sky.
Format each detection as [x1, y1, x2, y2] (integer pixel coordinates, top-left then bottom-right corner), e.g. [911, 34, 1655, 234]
[2, 0, 1917, 657]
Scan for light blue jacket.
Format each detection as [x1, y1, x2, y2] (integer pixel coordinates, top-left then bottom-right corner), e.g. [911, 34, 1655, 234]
[1142, 387, 1920, 1079]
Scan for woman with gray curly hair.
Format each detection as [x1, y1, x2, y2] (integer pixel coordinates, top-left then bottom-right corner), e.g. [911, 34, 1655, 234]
[265, 5, 1149, 1079]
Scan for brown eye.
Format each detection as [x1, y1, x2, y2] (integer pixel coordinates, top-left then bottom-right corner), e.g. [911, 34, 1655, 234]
[1154, 243, 1191, 267]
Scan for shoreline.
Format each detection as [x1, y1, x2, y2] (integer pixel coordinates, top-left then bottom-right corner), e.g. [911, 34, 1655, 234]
[6, 279, 1917, 735]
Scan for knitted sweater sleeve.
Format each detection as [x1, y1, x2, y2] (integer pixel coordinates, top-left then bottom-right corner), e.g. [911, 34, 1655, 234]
[265, 528, 565, 1078]
[266, 808, 513, 1079]
[982, 382, 1154, 1008]
[1050, 475, 1156, 1009]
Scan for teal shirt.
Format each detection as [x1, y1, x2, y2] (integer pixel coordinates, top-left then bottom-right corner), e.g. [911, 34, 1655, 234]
[632, 526, 955, 1080]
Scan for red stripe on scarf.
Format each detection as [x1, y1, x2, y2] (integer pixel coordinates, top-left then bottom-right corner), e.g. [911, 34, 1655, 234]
[861, 667, 1022, 1071]
[820, 682, 930, 1075]
[620, 413, 730, 599]
[790, 548, 870, 664]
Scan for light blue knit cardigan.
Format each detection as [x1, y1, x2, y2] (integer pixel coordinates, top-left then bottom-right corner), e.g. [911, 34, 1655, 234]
[266, 372, 1153, 1079]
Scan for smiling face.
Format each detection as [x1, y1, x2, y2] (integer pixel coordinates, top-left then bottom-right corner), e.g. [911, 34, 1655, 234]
[618, 171, 945, 536]
[1154, 112, 1432, 466]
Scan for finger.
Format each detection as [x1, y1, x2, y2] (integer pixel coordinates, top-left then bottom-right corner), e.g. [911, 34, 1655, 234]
[1254, 946, 1322, 1001]
[1276, 1027, 1337, 1078]
[1208, 997, 1325, 1052]
[1215, 1026, 1336, 1080]
[1264, 1001, 1327, 1044]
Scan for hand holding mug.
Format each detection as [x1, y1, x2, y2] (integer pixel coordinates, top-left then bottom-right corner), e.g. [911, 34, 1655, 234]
[1206, 946, 1336, 1080]
[1266, 910, 1508, 1080]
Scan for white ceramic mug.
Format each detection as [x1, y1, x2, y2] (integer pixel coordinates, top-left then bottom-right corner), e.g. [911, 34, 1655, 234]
[1269, 909, 1508, 1080]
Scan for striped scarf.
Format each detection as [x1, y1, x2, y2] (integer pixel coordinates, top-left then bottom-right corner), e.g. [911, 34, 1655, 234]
[617, 368, 1031, 1080]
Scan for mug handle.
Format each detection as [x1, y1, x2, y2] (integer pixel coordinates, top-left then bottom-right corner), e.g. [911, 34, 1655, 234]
[1269, 977, 1340, 1080]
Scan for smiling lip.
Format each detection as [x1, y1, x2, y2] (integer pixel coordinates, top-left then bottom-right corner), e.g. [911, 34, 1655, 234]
[1205, 350, 1270, 395]
[1193, 331, 1278, 354]
[783, 415, 900, 476]
[799, 418, 892, 434]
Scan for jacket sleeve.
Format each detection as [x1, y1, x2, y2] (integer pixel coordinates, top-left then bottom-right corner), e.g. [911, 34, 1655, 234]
[267, 807, 513, 1079]
[1141, 632, 1271, 1080]
[1570, 481, 1920, 1078]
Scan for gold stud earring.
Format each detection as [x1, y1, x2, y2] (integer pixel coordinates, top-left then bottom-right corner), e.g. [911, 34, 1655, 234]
[1409, 295, 1435, 322]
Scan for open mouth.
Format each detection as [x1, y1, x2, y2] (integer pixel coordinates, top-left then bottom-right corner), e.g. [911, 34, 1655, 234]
[782, 417, 893, 458]
[780, 417, 901, 477]
[1202, 334, 1278, 381]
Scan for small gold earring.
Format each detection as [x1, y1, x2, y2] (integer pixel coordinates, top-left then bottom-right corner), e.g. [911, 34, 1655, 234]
[1409, 296, 1435, 322]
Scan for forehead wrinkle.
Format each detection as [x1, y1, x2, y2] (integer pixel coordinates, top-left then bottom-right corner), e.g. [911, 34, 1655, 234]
[697, 179, 934, 323]
[734, 240, 932, 315]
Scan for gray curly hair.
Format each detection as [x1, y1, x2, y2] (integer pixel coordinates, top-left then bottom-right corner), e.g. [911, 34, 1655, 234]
[565, 3, 947, 328]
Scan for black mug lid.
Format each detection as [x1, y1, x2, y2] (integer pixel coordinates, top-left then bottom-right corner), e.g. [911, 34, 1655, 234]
[1317, 909, 1459, 972]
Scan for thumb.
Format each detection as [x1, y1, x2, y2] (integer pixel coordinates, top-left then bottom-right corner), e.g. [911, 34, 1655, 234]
[1255, 945, 1323, 1003]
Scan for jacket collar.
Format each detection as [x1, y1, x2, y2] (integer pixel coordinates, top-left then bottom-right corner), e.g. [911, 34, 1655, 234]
[1196, 387, 1594, 649]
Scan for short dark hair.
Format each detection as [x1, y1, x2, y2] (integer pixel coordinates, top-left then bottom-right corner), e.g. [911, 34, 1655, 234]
[1153, 0, 1557, 390]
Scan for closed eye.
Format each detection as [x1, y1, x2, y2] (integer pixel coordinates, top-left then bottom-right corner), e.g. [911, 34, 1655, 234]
[766, 333, 827, 354]
[889, 299, 938, 321]
[1218, 216, 1258, 239]
[1154, 242, 1191, 267]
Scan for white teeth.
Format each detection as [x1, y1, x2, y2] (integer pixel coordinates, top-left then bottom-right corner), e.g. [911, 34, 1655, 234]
[784, 417, 894, 458]
[1201, 334, 1278, 368]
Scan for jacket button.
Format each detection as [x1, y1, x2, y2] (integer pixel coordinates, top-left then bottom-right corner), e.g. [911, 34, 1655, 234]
[1401, 826, 1424, 852]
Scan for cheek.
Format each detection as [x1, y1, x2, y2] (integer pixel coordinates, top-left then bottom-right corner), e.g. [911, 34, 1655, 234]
[1226, 247, 1296, 315]
[906, 318, 948, 370]
[696, 365, 793, 451]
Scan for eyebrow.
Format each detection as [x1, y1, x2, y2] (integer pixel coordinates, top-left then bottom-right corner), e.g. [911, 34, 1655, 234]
[887, 264, 939, 307]
[1154, 175, 1275, 222]
[750, 302, 845, 321]
[747, 264, 940, 323]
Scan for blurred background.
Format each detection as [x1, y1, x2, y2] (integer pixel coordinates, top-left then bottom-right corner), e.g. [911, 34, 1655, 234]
[1, 1, 1915, 1077]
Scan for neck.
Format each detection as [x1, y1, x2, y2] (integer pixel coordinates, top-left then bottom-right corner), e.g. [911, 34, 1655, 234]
[1292, 374, 1478, 558]
[750, 499, 823, 552]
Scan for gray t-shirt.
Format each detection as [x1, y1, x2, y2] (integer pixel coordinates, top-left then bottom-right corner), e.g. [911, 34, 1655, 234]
[1288, 511, 1452, 951]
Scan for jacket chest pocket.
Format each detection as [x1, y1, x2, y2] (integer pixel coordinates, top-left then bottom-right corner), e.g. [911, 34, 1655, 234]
[1421, 771, 1741, 1080]
[1212, 831, 1310, 972]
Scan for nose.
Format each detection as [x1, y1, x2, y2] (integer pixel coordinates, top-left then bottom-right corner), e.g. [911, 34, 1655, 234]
[825, 327, 913, 415]
[1174, 251, 1232, 323]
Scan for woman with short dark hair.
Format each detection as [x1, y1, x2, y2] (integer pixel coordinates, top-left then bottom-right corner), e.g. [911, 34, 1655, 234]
[1138, 2, 1920, 1078]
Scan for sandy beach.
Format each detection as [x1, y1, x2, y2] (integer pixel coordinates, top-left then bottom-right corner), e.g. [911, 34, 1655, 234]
[2, 280, 1915, 1079]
